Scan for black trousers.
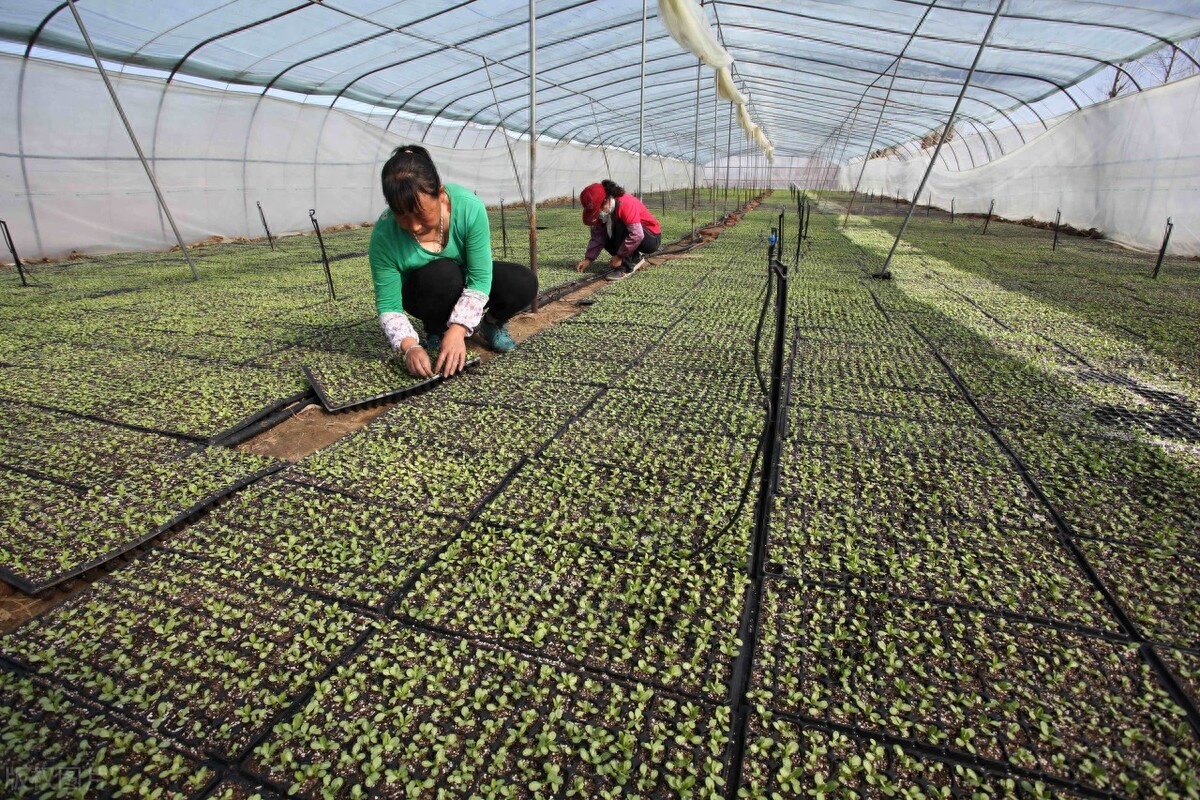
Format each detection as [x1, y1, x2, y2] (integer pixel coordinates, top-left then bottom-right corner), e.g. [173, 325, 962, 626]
[401, 258, 538, 334]
[603, 223, 661, 267]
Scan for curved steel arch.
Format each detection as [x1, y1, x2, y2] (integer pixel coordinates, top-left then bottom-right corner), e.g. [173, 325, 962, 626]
[164, 4, 310, 84]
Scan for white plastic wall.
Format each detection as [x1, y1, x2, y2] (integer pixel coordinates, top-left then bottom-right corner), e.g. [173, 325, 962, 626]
[0, 54, 693, 261]
[841, 75, 1200, 256]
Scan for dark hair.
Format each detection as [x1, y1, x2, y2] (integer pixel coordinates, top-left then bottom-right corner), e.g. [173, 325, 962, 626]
[601, 179, 626, 198]
[381, 145, 441, 216]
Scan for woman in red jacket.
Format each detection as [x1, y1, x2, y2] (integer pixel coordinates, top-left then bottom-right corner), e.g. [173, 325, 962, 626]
[574, 180, 662, 281]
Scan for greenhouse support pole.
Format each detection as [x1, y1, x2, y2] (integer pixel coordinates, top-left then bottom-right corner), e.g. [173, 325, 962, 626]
[589, 102, 614, 180]
[1152, 217, 1174, 279]
[483, 57, 527, 208]
[724, 104, 734, 218]
[637, 0, 647, 196]
[1052, 209, 1061, 250]
[0, 220, 27, 287]
[691, 60, 701, 241]
[528, 0, 539, 312]
[500, 200, 509, 259]
[712, 96, 719, 225]
[875, 0, 1006, 279]
[66, 0, 198, 280]
[982, 198, 995, 234]
[751, 216, 789, 578]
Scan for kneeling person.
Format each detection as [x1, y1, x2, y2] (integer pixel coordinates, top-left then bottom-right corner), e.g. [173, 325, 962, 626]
[370, 145, 538, 377]
[574, 180, 662, 281]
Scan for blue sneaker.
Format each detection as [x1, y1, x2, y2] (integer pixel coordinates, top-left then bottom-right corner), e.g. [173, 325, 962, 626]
[424, 331, 442, 351]
[478, 320, 515, 352]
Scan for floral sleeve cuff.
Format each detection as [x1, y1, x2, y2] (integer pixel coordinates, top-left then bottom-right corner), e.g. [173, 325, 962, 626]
[380, 311, 418, 350]
[449, 288, 488, 334]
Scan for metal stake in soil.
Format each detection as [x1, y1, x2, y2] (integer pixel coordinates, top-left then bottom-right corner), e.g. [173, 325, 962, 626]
[1152, 217, 1174, 279]
[982, 198, 995, 234]
[309, 209, 337, 301]
[0, 219, 27, 287]
[1052, 209, 1061, 251]
[257, 201, 276, 250]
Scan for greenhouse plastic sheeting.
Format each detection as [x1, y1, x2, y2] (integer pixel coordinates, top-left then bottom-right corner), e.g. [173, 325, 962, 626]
[1, 1, 1199, 258]
[844, 76, 1200, 256]
[0, 54, 692, 259]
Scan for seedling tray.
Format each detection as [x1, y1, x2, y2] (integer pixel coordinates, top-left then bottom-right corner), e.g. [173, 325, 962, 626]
[304, 354, 480, 412]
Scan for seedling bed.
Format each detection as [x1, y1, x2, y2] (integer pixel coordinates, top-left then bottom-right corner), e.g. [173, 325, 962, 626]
[0, 403, 206, 485]
[751, 581, 1200, 794]
[164, 477, 464, 611]
[398, 523, 745, 699]
[766, 506, 1114, 631]
[739, 714, 1081, 798]
[96, 365, 308, 440]
[1, 548, 372, 762]
[288, 399, 556, 518]
[432, 372, 601, 417]
[304, 357, 455, 413]
[0, 669, 218, 798]
[787, 407, 1003, 466]
[0, 448, 283, 593]
[244, 624, 731, 798]
[1077, 541, 1200, 649]
[544, 414, 760, 479]
[478, 455, 753, 556]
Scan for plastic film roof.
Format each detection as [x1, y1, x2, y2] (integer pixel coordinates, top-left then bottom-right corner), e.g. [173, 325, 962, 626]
[2, 0, 1198, 162]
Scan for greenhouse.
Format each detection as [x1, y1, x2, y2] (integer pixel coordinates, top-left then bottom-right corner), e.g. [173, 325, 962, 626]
[1, 0, 1199, 797]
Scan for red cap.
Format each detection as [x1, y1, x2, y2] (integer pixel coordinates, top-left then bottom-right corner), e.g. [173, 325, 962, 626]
[580, 183, 607, 225]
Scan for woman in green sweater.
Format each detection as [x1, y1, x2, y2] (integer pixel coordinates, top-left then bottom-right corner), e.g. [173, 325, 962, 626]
[369, 145, 537, 377]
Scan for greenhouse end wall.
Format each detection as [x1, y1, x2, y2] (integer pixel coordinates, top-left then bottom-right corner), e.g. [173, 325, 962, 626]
[0, 54, 693, 261]
[841, 75, 1200, 256]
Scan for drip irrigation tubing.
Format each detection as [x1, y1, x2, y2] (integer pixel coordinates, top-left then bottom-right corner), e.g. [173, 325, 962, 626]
[912, 324, 1200, 740]
[693, 249, 800, 559]
[724, 258, 799, 798]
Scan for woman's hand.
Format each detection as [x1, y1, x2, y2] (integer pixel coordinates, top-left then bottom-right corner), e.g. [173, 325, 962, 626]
[575, 258, 592, 273]
[434, 324, 468, 377]
[609, 255, 624, 268]
[402, 343, 434, 377]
